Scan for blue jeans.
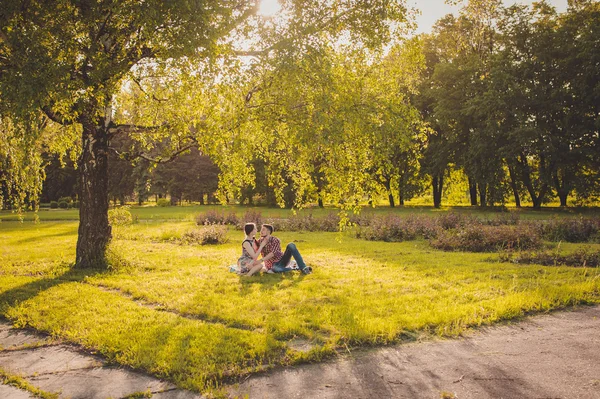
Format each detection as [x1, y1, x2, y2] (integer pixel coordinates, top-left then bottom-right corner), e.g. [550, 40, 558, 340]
[272, 243, 307, 273]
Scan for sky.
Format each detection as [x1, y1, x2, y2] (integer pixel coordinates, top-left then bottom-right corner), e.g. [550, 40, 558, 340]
[257, 0, 570, 35]
[409, 0, 569, 33]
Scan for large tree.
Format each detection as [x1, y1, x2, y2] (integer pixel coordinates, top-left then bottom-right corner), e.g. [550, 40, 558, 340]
[1, 0, 406, 267]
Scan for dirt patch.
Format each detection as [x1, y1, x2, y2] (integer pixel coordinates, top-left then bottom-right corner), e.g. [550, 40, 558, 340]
[287, 338, 317, 353]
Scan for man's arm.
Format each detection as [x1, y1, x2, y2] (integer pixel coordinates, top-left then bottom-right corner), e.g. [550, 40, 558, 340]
[253, 237, 270, 261]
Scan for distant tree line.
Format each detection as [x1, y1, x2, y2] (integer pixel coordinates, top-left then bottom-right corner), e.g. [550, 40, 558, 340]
[29, 0, 599, 210]
[413, 0, 599, 208]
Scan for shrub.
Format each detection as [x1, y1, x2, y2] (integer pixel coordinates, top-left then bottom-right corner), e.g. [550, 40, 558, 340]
[320, 212, 342, 232]
[196, 210, 239, 226]
[348, 212, 374, 227]
[541, 218, 600, 243]
[276, 212, 341, 232]
[241, 210, 263, 228]
[403, 215, 441, 239]
[283, 213, 317, 231]
[157, 198, 171, 207]
[181, 225, 228, 245]
[58, 200, 69, 209]
[72, 200, 80, 208]
[356, 215, 419, 242]
[438, 212, 477, 230]
[355, 214, 442, 242]
[484, 212, 520, 226]
[196, 210, 222, 225]
[499, 249, 600, 268]
[430, 224, 542, 252]
[108, 207, 134, 226]
[58, 196, 73, 204]
[50, 201, 59, 209]
[224, 211, 240, 226]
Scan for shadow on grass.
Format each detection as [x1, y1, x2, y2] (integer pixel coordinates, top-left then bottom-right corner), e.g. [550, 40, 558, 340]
[14, 228, 78, 245]
[0, 266, 104, 316]
[237, 271, 308, 297]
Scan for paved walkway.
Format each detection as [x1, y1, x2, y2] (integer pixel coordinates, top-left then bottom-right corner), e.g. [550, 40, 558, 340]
[0, 321, 203, 399]
[2, 306, 599, 398]
[229, 306, 600, 399]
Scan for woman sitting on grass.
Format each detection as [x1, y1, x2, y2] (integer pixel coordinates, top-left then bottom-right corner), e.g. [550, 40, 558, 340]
[238, 223, 265, 277]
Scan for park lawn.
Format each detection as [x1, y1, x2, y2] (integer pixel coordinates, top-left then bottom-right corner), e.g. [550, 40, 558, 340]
[2, 203, 599, 222]
[1, 220, 599, 394]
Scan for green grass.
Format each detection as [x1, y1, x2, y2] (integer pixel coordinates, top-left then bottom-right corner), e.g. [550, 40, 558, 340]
[2, 203, 599, 222]
[0, 367, 59, 399]
[1, 215, 599, 394]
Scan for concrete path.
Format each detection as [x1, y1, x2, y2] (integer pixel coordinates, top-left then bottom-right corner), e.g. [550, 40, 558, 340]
[229, 306, 600, 399]
[0, 321, 203, 399]
[2, 306, 599, 398]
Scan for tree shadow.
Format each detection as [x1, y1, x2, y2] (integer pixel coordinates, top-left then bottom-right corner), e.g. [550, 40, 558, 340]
[237, 271, 308, 297]
[14, 228, 78, 244]
[0, 266, 104, 315]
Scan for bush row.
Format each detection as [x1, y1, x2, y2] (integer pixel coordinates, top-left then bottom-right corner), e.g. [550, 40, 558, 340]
[355, 215, 542, 251]
[430, 225, 542, 252]
[180, 225, 229, 245]
[540, 218, 600, 243]
[50, 197, 80, 209]
[499, 249, 600, 268]
[195, 210, 341, 232]
[193, 209, 598, 251]
[355, 213, 600, 246]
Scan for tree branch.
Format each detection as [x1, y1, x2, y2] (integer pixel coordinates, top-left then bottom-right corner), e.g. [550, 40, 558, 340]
[131, 77, 168, 102]
[107, 123, 167, 135]
[0, 29, 10, 46]
[41, 105, 74, 126]
[109, 139, 198, 164]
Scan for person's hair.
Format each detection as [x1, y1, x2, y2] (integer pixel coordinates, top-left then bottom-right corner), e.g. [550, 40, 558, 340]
[244, 223, 256, 236]
[262, 224, 274, 234]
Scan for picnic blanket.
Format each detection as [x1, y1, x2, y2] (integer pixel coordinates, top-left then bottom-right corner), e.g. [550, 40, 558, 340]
[228, 260, 298, 273]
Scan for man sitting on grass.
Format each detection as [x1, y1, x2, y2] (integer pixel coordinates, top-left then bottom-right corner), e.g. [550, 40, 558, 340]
[258, 224, 312, 274]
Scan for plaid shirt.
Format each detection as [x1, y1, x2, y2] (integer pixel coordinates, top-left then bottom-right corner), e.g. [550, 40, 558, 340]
[261, 236, 283, 270]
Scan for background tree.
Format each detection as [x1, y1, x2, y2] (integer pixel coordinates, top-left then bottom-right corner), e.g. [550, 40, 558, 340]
[152, 148, 219, 205]
[1, 0, 406, 267]
[40, 154, 78, 203]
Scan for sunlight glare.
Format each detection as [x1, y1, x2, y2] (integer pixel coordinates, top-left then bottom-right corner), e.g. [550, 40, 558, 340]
[259, 0, 281, 17]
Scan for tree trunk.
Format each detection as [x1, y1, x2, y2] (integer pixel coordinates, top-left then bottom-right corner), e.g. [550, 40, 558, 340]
[383, 179, 395, 208]
[558, 194, 567, 207]
[318, 197, 324, 208]
[398, 174, 405, 206]
[507, 164, 521, 208]
[388, 193, 395, 208]
[433, 175, 443, 208]
[553, 171, 570, 207]
[468, 177, 478, 206]
[517, 154, 547, 210]
[479, 183, 487, 207]
[76, 120, 111, 269]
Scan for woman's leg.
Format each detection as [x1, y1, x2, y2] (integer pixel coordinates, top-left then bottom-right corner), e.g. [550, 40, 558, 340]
[245, 262, 264, 277]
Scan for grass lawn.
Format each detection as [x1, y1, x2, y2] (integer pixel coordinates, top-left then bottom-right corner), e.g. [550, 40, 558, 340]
[1, 213, 599, 394]
[1, 203, 599, 222]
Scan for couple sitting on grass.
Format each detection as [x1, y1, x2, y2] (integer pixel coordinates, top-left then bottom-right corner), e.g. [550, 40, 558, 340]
[237, 222, 313, 277]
